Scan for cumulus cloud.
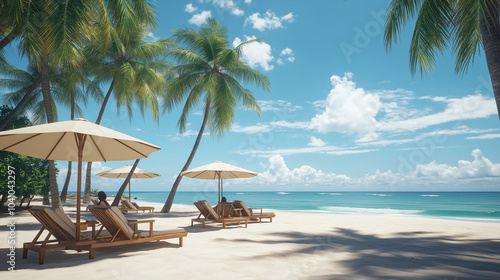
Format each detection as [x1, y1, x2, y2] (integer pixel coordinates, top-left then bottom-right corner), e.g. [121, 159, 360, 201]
[236, 149, 500, 187]
[245, 0, 252, 3]
[185, 3, 198, 13]
[278, 47, 295, 64]
[255, 155, 350, 185]
[188, 10, 212, 26]
[280, 48, 294, 56]
[310, 72, 381, 136]
[233, 35, 274, 71]
[414, 149, 500, 179]
[212, 0, 235, 8]
[232, 8, 244, 16]
[308, 136, 326, 147]
[245, 11, 294, 31]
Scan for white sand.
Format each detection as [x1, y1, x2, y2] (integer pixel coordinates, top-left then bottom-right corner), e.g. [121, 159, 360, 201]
[1, 197, 500, 280]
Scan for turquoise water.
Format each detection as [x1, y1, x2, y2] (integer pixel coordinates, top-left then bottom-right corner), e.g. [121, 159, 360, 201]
[109, 191, 500, 222]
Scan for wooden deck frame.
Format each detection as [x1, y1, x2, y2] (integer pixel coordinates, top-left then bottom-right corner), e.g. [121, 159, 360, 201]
[191, 200, 250, 229]
[87, 206, 187, 259]
[23, 207, 102, 264]
[120, 199, 154, 213]
[233, 200, 276, 222]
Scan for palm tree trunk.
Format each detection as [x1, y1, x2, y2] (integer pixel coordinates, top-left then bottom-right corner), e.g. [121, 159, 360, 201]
[61, 93, 75, 202]
[83, 77, 116, 203]
[480, 1, 500, 120]
[0, 27, 20, 51]
[111, 159, 140, 206]
[161, 100, 210, 213]
[40, 55, 61, 208]
[0, 75, 41, 131]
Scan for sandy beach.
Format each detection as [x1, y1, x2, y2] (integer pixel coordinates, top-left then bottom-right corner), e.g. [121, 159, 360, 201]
[2, 197, 500, 280]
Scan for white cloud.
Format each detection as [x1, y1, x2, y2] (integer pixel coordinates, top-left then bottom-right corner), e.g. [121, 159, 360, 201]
[236, 145, 376, 157]
[212, 0, 235, 8]
[238, 149, 500, 187]
[377, 94, 497, 132]
[257, 100, 302, 112]
[308, 136, 326, 147]
[146, 32, 158, 41]
[278, 47, 295, 64]
[467, 133, 500, 140]
[188, 10, 212, 26]
[280, 48, 294, 56]
[414, 149, 500, 179]
[245, 11, 294, 31]
[255, 155, 351, 185]
[185, 3, 198, 13]
[310, 72, 381, 135]
[233, 35, 274, 71]
[232, 8, 244, 16]
[231, 123, 271, 134]
[244, 0, 251, 4]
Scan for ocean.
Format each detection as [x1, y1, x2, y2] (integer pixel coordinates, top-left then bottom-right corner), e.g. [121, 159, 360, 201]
[109, 191, 500, 222]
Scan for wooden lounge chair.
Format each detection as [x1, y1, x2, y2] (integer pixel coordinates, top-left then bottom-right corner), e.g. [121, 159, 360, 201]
[191, 200, 250, 229]
[23, 206, 103, 264]
[87, 205, 186, 259]
[233, 200, 276, 222]
[120, 199, 154, 212]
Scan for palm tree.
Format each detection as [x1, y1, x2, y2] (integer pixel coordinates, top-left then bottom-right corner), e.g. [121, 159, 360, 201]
[0, 64, 41, 130]
[10, 0, 158, 207]
[160, 19, 271, 213]
[384, 0, 500, 120]
[81, 24, 171, 203]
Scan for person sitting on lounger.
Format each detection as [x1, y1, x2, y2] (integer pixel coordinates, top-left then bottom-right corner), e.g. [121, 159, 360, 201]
[98, 191, 110, 206]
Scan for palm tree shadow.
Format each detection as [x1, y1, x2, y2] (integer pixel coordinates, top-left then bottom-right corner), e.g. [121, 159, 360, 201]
[220, 227, 500, 279]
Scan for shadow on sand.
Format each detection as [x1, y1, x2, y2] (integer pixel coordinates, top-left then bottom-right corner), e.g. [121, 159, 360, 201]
[216, 227, 500, 280]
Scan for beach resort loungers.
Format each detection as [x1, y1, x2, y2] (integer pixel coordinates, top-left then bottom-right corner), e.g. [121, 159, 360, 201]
[87, 205, 186, 252]
[233, 200, 276, 222]
[23, 206, 186, 264]
[192, 200, 250, 228]
[120, 199, 155, 212]
[23, 206, 104, 264]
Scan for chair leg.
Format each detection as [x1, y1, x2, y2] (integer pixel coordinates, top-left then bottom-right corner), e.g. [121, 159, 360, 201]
[39, 248, 45, 265]
[89, 247, 95, 259]
[179, 237, 183, 247]
[23, 244, 28, 259]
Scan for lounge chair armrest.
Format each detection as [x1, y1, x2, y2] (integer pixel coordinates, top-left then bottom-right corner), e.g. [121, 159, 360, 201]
[249, 207, 262, 215]
[128, 220, 154, 236]
[128, 219, 155, 224]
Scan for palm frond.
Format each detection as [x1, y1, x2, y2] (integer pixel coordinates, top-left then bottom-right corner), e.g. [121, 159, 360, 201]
[385, 0, 423, 50]
[409, 0, 454, 75]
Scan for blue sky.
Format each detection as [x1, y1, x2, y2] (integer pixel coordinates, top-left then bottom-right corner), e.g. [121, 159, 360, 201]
[3, 0, 500, 193]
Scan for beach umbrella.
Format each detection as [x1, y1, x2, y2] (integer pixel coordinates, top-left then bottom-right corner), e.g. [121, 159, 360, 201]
[0, 118, 160, 240]
[96, 165, 160, 201]
[181, 161, 257, 204]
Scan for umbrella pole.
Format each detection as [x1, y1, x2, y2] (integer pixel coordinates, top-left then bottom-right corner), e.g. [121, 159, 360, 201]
[128, 181, 131, 202]
[76, 153, 82, 241]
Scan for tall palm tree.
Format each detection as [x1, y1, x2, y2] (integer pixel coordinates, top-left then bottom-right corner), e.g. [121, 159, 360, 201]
[11, 0, 157, 207]
[160, 18, 271, 213]
[82, 24, 171, 203]
[0, 64, 41, 130]
[384, 0, 500, 120]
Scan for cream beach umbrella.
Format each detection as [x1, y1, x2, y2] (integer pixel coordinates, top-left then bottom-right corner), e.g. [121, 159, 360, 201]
[96, 165, 160, 201]
[181, 161, 257, 204]
[0, 118, 160, 240]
